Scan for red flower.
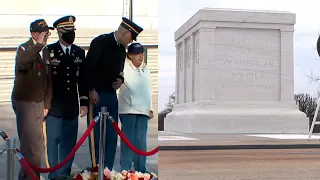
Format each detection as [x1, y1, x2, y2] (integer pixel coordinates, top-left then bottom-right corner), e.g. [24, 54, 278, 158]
[73, 174, 83, 180]
[138, 178, 144, 180]
[103, 175, 111, 180]
[91, 166, 98, 172]
[37, 63, 41, 71]
[129, 170, 134, 173]
[150, 174, 153, 179]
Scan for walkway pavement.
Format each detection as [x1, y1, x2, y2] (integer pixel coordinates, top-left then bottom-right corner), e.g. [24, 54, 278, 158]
[159, 131, 320, 179]
[0, 104, 158, 180]
[159, 131, 320, 150]
[159, 148, 320, 180]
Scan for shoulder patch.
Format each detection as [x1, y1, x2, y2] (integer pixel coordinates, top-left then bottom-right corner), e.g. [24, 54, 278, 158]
[20, 45, 26, 51]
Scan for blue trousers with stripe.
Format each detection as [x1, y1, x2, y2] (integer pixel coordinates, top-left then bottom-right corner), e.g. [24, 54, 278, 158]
[44, 116, 78, 179]
[87, 91, 118, 170]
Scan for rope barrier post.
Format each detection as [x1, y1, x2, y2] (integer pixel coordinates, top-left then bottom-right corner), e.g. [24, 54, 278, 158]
[6, 137, 15, 180]
[98, 107, 108, 180]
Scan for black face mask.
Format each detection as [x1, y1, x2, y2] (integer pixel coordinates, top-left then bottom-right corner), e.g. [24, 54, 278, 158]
[62, 31, 75, 44]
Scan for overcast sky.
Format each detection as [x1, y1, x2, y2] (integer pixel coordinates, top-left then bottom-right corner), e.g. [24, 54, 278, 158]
[158, 0, 320, 111]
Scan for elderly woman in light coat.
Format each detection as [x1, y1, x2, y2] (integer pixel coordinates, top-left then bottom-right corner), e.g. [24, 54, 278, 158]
[118, 42, 153, 173]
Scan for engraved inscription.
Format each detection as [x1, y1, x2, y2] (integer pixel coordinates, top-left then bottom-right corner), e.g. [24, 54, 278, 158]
[221, 60, 275, 80]
[231, 37, 275, 44]
[222, 60, 274, 68]
[186, 44, 191, 68]
[221, 47, 273, 56]
[195, 39, 200, 63]
[221, 84, 275, 90]
[230, 72, 264, 80]
[215, 27, 281, 101]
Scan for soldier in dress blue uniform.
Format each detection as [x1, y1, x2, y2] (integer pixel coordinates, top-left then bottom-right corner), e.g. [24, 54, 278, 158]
[44, 15, 88, 179]
[85, 17, 143, 170]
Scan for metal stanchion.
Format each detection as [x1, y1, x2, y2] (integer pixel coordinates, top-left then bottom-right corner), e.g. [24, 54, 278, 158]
[98, 107, 108, 180]
[6, 137, 15, 180]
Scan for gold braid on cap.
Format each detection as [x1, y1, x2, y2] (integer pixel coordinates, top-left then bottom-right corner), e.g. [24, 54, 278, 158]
[57, 22, 75, 28]
[57, 16, 75, 28]
[122, 21, 138, 34]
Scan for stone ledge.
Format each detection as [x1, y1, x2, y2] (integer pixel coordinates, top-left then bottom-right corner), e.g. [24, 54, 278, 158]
[174, 8, 295, 40]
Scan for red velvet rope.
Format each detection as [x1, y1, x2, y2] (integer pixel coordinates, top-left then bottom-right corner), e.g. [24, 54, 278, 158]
[1, 115, 158, 175]
[111, 121, 158, 156]
[26, 120, 97, 173]
[0, 131, 8, 140]
[0, 132, 37, 178]
[15, 151, 39, 180]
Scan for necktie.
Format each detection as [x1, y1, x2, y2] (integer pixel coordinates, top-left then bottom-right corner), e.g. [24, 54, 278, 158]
[66, 48, 69, 56]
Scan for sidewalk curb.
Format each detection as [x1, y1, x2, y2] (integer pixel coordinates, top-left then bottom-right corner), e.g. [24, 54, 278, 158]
[159, 144, 320, 151]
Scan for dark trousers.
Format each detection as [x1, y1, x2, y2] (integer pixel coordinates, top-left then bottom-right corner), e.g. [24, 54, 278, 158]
[120, 114, 149, 173]
[44, 116, 78, 179]
[87, 91, 118, 170]
[12, 100, 44, 180]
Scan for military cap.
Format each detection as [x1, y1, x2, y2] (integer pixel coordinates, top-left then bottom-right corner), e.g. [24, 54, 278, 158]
[30, 19, 54, 32]
[53, 15, 76, 31]
[128, 42, 144, 54]
[120, 17, 143, 41]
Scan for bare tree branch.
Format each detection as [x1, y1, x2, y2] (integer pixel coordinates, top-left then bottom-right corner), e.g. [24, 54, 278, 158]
[306, 72, 320, 84]
[305, 70, 320, 98]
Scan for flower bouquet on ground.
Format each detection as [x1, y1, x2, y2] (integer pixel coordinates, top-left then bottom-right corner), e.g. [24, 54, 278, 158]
[71, 166, 158, 180]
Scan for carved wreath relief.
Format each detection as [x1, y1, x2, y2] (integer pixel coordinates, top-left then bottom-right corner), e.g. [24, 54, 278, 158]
[195, 38, 200, 64]
[179, 48, 184, 71]
[186, 44, 191, 68]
